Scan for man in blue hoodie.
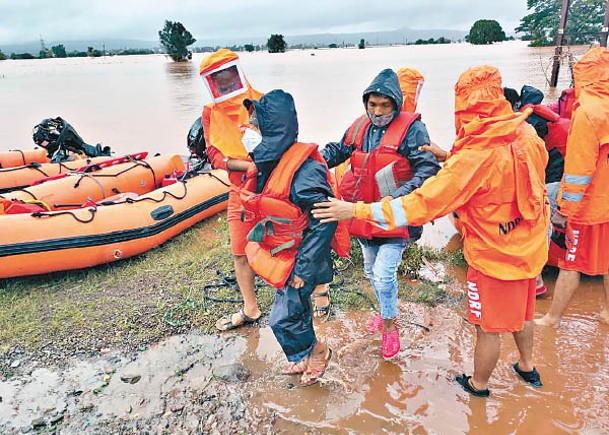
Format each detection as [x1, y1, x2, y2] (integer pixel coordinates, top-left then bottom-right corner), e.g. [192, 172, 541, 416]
[239, 89, 338, 386]
[321, 68, 440, 360]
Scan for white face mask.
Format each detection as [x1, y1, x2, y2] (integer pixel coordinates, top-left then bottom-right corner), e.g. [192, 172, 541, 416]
[242, 128, 262, 153]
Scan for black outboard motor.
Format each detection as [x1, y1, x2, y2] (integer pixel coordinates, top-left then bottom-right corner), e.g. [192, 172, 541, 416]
[32, 117, 112, 162]
[187, 116, 209, 164]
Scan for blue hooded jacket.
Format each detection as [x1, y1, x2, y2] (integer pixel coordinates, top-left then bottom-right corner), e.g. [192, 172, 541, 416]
[320, 68, 440, 242]
[247, 90, 337, 286]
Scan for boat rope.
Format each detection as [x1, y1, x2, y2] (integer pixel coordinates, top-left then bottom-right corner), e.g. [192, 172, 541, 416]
[31, 206, 97, 223]
[12, 149, 26, 166]
[123, 181, 188, 204]
[70, 172, 107, 199]
[6, 187, 38, 200]
[0, 161, 49, 177]
[72, 159, 158, 190]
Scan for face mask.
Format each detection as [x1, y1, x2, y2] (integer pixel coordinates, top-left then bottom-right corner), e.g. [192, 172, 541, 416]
[242, 128, 262, 153]
[368, 111, 394, 128]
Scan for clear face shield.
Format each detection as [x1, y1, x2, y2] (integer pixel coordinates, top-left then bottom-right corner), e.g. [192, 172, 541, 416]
[201, 60, 248, 103]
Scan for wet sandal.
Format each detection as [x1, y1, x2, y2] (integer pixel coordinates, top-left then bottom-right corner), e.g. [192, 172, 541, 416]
[280, 360, 308, 375]
[312, 290, 331, 319]
[513, 363, 543, 387]
[215, 308, 261, 332]
[455, 374, 490, 397]
[300, 347, 333, 387]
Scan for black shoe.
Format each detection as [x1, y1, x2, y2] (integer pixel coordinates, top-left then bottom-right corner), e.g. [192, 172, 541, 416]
[455, 374, 490, 397]
[513, 363, 543, 387]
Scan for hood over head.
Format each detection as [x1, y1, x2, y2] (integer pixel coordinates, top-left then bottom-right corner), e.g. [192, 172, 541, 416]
[520, 85, 544, 106]
[246, 89, 299, 165]
[363, 68, 403, 117]
[454, 65, 514, 134]
[199, 49, 260, 106]
[573, 47, 609, 96]
[397, 67, 424, 112]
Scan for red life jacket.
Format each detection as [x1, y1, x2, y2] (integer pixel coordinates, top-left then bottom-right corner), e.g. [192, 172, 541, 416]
[338, 112, 420, 240]
[521, 104, 570, 156]
[238, 142, 350, 288]
[0, 198, 48, 215]
[558, 88, 575, 119]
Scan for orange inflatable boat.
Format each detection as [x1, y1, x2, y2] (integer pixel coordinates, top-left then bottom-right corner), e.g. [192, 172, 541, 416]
[0, 153, 147, 193]
[0, 169, 230, 278]
[0, 149, 50, 168]
[3, 154, 184, 210]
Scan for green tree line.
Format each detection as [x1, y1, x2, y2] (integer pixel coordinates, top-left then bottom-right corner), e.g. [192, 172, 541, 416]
[517, 0, 605, 46]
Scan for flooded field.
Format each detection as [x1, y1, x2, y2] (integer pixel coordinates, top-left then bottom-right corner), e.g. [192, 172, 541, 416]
[1, 42, 607, 433]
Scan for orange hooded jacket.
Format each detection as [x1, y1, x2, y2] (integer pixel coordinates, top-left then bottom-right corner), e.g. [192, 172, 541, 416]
[354, 66, 549, 280]
[199, 49, 264, 186]
[557, 47, 609, 224]
[397, 67, 424, 112]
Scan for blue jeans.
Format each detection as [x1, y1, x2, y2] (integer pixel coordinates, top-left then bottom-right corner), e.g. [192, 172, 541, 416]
[358, 238, 409, 320]
[546, 182, 560, 244]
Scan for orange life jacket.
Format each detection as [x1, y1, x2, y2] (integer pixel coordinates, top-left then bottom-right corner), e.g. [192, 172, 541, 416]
[238, 142, 349, 288]
[339, 112, 420, 239]
[520, 103, 570, 156]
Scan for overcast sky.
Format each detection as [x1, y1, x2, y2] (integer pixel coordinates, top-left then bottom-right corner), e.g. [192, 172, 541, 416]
[0, 0, 530, 44]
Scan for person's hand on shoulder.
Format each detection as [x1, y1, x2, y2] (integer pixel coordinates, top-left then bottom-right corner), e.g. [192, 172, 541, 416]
[419, 141, 448, 163]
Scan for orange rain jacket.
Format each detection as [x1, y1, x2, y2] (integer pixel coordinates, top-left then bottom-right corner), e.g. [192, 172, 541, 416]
[354, 66, 549, 280]
[199, 49, 264, 186]
[557, 47, 609, 225]
[397, 67, 424, 112]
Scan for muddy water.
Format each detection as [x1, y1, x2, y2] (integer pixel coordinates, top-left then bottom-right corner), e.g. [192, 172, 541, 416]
[241, 275, 609, 434]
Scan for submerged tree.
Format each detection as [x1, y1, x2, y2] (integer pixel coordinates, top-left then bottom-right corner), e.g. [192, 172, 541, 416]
[51, 44, 67, 58]
[516, 0, 605, 46]
[466, 19, 506, 44]
[159, 20, 196, 61]
[267, 34, 287, 53]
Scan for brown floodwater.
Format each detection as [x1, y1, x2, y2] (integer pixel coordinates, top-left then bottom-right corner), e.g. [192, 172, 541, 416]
[1, 42, 606, 433]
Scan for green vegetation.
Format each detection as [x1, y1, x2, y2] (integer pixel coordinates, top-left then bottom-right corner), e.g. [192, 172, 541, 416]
[329, 43, 338, 48]
[159, 20, 196, 61]
[517, 0, 605, 46]
[0, 50, 5, 61]
[87, 46, 102, 57]
[244, 44, 255, 52]
[51, 44, 67, 58]
[414, 37, 452, 45]
[358, 38, 366, 49]
[466, 19, 506, 44]
[267, 34, 287, 53]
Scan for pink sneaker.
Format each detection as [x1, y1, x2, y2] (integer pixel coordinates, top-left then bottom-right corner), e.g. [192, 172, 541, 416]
[535, 284, 547, 298]
[382, 327, 400, 360]
[367, 313, 383, 334]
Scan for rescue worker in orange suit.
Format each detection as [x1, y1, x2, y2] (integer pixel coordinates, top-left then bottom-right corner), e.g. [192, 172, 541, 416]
[536, 47, 609, 328]
[199, 49, 265, 331]
[313, 65, 549, 397]
[238, 89, 339, 385]
[320, 68, 440, 360]
[199, 49, 329, 330]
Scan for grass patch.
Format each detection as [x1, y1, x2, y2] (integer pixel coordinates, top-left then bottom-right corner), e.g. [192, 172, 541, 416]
[0, 219, 465, 369]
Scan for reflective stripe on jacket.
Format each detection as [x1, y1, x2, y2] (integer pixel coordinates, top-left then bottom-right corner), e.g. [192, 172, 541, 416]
[557, 47, 609, 224]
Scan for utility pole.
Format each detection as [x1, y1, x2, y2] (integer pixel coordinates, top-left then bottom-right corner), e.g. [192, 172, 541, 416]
[601, 0, 609, 47]
[550, 0, 571, 88]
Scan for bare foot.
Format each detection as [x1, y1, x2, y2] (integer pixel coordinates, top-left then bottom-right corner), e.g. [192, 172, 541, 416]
[599, 309, 609, 325]
[534, 314, 560, 328]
